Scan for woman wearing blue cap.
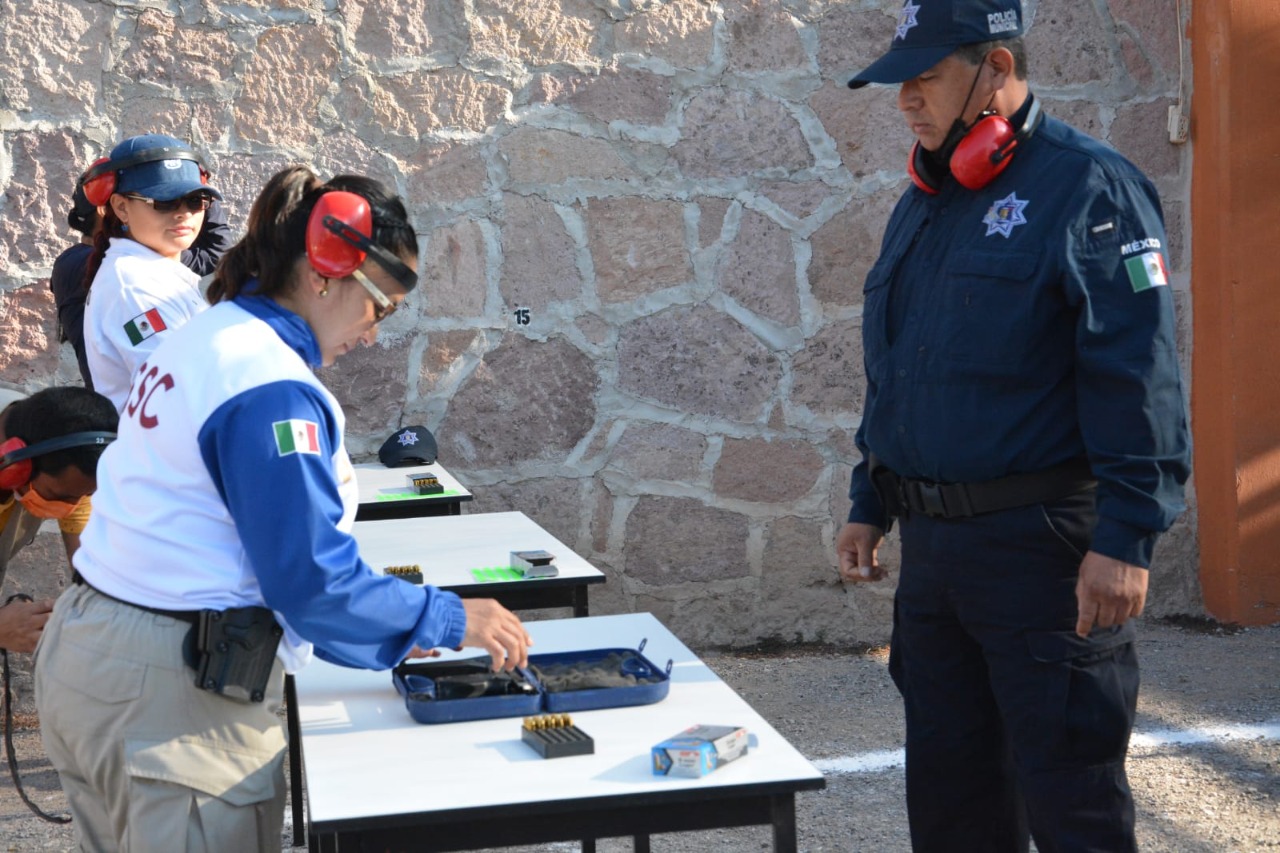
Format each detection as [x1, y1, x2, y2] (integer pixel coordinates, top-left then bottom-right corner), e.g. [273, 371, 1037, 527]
[80, 133, 223, 411]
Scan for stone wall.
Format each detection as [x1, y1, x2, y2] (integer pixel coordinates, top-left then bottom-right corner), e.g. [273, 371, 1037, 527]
[0, 0, 1199, 650]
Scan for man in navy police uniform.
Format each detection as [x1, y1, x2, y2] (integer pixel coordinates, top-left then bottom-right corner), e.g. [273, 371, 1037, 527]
[836, 0, 1191, 850]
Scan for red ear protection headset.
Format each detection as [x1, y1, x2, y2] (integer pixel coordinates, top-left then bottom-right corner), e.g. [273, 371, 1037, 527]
[305, 191, 419, 292]
[81, 147, 211, 207]
[0, 432, 116, 491]
[908, 97, 1043, 195]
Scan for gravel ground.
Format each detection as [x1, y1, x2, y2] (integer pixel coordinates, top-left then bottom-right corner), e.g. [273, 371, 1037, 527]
[2, 617, 1277, 852]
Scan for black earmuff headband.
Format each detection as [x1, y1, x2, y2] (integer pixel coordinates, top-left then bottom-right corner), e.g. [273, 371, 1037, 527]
[0, 431, 117, 469]
[322, 215, 419, 293]
[83, 148, 207, 183]
[993, 96, 1043, 164]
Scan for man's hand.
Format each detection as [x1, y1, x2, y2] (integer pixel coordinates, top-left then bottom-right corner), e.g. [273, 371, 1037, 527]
[460, 598, 533, 672]
[837, 522, 887, 583]
[0, 598, 54, 654]
[1075, 551, 1148, 638]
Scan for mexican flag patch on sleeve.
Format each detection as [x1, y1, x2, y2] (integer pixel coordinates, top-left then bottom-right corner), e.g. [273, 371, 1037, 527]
[124, 308, 167, 345]
[1124, 250, 1169, 293]
[274, 419, 321, 456]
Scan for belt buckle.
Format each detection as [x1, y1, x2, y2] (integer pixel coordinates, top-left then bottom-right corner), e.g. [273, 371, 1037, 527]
[913, 481, 947, 517]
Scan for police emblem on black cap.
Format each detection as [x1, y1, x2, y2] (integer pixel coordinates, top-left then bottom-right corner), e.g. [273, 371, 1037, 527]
[378, 425, 438, 467]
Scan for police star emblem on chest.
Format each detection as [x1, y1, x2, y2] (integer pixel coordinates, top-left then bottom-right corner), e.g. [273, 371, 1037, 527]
[981, 192, 1029, 238]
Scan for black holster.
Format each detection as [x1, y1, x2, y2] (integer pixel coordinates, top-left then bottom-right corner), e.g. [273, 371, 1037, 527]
[184, 606, 283, 704]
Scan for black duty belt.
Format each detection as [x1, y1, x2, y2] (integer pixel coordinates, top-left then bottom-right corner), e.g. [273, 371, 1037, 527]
[869, 456, 1096, 519]
[71, 571, 200, 625]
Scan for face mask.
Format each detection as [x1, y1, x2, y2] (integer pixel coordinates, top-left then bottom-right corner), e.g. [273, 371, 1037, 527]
[15, 486, 81, 520]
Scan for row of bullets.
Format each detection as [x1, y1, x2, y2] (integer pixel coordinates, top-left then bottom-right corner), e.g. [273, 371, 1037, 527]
[385, 564, 423, 577]
[523, 713, 574, 731]
[409, 474, 443, 494]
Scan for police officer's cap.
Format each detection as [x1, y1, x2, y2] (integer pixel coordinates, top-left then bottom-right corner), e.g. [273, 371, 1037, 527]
[848, 0, 1024, 89]
[378, 425, 438, 467]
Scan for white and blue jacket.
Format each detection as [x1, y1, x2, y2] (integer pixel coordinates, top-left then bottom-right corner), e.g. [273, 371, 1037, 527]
[84, 238, 207, 411]
[74, 292, 466, 672]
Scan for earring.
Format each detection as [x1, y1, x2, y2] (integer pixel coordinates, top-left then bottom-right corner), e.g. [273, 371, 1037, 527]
[319, 286, 328, 297]
[121, 224, 129, 233]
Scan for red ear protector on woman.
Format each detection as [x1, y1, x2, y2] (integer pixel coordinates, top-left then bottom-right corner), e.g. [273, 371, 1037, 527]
[0, 432, 116, 491]
[908, 97, 1043, 195]
[81, 148, 211, 207]
[305, 191, 419, 292]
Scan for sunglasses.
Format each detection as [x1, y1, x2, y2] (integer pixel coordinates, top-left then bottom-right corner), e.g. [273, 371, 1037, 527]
[123, 193, 212, 213]
[351, 268, 400, 322]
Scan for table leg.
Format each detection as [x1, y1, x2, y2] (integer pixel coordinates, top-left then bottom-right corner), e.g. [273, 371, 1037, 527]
[634, 833, 652, 852]
[581, 839, 596, 853]
[771, 793, 798, 853]
[286, 674, 305, 847]
[572, 585, 589, 618]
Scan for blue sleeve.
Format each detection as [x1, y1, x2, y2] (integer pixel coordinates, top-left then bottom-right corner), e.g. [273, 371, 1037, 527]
[50, 246, 93, 388]
[197, 380, 467, 669]
[182, 199, 233, 277]
[848, 383, 888, 529]
[1062, 176, 1191, 567]
[847, 196, 915, 531]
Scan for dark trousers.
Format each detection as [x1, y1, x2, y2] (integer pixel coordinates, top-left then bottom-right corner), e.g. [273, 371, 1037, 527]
[889, 491, 1139, 853]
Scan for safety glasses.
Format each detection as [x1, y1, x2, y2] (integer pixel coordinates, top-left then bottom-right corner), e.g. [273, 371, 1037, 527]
[351, 268, 399, 322]
[123, 193, 212, 213]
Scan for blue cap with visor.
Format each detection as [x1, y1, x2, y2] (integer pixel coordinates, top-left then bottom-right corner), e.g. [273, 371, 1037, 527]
[108, 134, 223, 202]
[848, 0, 1024, 89]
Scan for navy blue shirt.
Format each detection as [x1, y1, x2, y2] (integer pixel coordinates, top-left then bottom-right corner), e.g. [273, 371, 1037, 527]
[849, 99, 1191, 568]
[181, 198, 232, 277]
[49, 242, 94, 388]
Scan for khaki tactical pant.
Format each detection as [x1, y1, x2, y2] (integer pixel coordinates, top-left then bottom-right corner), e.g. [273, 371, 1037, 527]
[34, 583, 287, 853]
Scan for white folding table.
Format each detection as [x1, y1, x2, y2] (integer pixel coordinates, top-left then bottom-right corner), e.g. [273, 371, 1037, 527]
[285, 511, 608, 845]
[353, 461, 473, 521]
[352, 511, 604, 618]
[295, 612, 826, 852]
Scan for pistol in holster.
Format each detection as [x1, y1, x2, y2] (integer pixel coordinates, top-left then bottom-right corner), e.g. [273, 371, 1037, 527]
[184, 606, 283, 704]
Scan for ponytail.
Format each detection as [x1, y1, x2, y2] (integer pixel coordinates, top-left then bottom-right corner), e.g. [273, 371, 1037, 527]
[82, 205, 129, 294]
[208, 165, 321, 304]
